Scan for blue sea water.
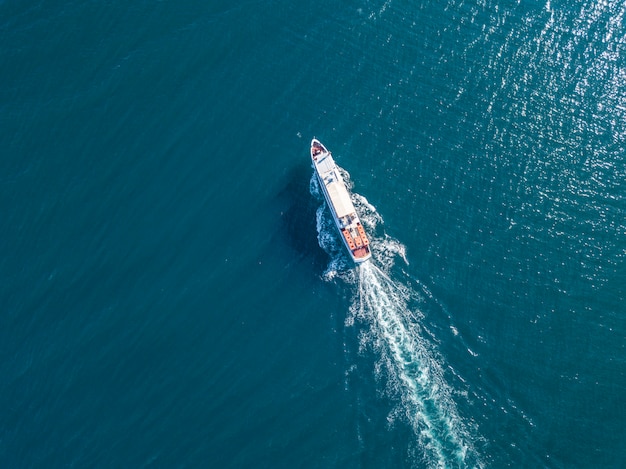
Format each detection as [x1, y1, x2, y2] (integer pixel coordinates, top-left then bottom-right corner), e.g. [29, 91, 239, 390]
[2, 0, 625, 467]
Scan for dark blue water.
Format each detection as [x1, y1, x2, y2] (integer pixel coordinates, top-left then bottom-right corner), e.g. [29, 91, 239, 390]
[2, 0, 625, 467]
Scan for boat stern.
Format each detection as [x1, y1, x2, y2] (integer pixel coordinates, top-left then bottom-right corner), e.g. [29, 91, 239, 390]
[352, 247, 372, 263]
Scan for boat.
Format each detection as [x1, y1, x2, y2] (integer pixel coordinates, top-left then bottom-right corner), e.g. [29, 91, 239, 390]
[310, 138, 372, 263]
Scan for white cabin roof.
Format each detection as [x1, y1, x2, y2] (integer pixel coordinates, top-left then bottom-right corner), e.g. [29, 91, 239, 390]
[314, 151, 357, 219]
[315, 154, 335, 174]
[326, 180, 355, 219]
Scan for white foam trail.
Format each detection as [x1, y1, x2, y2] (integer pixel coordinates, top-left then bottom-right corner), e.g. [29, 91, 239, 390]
[356, 262, 477, 467]
[311, 169, 482, 468]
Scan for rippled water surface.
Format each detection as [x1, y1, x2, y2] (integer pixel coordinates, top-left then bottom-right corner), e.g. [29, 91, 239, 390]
[1, 0, 624, 467]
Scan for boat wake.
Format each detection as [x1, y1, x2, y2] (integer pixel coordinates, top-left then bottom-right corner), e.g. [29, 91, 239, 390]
[311, 172, 482, 468]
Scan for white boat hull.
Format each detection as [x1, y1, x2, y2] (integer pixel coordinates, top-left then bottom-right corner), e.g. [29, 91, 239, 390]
[310, 139, 371, 263]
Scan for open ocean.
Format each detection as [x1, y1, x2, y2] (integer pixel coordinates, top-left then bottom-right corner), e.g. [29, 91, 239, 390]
[2, 0, 625, 467]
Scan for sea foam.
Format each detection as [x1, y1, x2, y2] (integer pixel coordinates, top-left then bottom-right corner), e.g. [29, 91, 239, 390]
[311, 170, 482, 468]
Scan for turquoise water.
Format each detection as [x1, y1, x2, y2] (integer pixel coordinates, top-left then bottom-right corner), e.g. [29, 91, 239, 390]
[2, 0, 625, 467]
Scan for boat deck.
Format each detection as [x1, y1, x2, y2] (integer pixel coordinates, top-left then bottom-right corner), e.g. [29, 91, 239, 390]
[311, 138, 372, 263]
